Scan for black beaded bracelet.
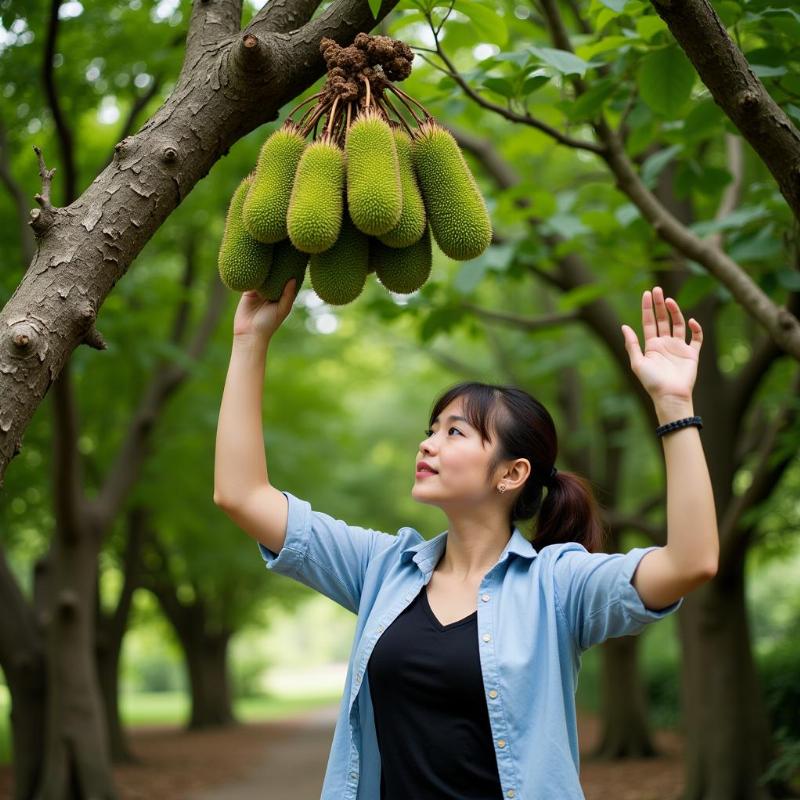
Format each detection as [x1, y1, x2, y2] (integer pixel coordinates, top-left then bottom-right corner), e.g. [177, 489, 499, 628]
[656, 415, 703, 438]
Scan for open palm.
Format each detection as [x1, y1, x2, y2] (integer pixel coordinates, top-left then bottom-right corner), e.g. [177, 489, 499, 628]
[621, 286, 702, 400]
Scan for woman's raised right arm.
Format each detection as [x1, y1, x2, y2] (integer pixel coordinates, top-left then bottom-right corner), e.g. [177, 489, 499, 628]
[213, 279, 299, 553]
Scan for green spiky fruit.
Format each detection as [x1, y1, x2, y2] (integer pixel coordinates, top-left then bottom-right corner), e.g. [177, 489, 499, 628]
[412, 120, 492, 261]
[258, 239, 309, 302]
[371, 225, 432, 294]
[346, 109, 402, 236]
[218, 175, 274, 292]
[378, 127, 426, 248]
[243, 124, 307, 244]
[309, 217, 369, 305]
[287, 140, 345, 253]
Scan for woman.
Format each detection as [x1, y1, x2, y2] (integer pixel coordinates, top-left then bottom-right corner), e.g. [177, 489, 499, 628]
[214, 280, 718, 800]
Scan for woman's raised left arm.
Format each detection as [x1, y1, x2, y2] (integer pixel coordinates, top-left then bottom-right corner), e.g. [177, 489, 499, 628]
[620, 286, 719, 610]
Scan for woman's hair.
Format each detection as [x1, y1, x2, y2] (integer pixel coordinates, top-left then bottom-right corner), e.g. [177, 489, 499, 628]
[427, 381, 607, 554]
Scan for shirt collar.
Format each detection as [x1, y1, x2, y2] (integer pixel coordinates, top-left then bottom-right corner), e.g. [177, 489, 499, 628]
[400, 525, 538, 573]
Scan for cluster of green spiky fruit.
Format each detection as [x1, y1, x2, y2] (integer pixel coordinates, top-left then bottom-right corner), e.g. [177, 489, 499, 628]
[217, 34, 492, 306]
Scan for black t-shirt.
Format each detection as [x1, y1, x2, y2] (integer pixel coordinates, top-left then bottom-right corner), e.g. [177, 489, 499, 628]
[367, 583, 503, 800]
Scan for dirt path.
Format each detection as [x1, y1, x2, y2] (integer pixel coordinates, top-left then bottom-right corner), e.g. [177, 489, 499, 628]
[0, 704, 684, 799]
[183, 704, 685, 800]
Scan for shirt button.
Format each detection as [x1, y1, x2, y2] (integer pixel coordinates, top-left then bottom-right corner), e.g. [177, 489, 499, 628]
[350, 771, 358, 780]
[377, 625, 384, 632]
[482, 633, 491, 642]
[506, 790, 515, 798]
[497, 739, 506, 748]
[481, 593, 490, 602]
[488, 690, 498, 699]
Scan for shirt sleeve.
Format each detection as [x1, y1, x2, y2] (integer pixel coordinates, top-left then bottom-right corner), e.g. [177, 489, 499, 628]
[552, 543, 684, 652]
[257, 490, 399, 614]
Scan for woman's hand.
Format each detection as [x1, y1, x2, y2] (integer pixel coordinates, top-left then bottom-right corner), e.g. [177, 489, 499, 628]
[232, 278, 300, 341]
[620, 286, 702, 401]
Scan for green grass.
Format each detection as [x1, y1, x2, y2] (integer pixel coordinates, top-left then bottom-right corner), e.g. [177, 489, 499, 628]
[0, 688, 341, 766]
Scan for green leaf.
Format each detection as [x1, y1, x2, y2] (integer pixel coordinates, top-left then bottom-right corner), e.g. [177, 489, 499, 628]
[578, 35, 631, 60]
[482, 76, 515, 98]
[545, 213, 591, 238]
[557, 282, 609, 311]
[635, 15, 667, 41]
[637, 46, 696, 117]
[456, 1, 508, 46]
[528, 45, 602, 77]
[690, 204, 769, 235]
[760, 6, 800, 24]
[751, 64, 788, 77]
[640, 143, 683, 187]
[565, 77, 616, 122]
[368, 0, 382, 19]
[599, 0, 628, 11]
[727, 226, 781, 263]
[682, 99, 725, 140]
[776, 269, 800, 291]
[677, 274, 719, 308]
[521, 72, 550, 95]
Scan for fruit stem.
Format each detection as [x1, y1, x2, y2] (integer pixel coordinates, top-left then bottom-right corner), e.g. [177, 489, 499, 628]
[325, 96, 340, 138]
[378, 94, 416, 138]
[385, 84, 426, 126]
[286, 91, 325, 122]
[389, 84, 432, 121]
[300, 98, 332, 138]
[364, 75, 372, 110]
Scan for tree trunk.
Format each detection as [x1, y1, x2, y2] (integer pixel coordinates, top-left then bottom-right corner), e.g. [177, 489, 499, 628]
[95, 508, 146, 763]
[185, 631, 235, 729]
[590, 635, 658, 759]
[95, 632, 133, 764]
[0, 551, 46, 800]
[0, 0, 402, 484]
[678, 565, 779, 800]
[40, 526, 116, 800]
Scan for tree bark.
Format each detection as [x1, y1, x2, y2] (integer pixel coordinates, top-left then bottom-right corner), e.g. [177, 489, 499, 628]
[0, 0, 402, 484]
[592, 635, 657, 758]
[94, 508, 146, 763]
[0, 550, 47, 800]
[143, 557, 236, 729]
[678, 573, 776, 800]
[39, 508, 117, 800]
[648, 0, 800, 228]
[185, 630, 235, 729]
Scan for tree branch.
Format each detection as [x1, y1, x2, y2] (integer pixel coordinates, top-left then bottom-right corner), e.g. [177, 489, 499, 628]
[42, 0, 77, 204]
[182, 0, 244, 73]
[0, 0, 403, 484]
[718, 367, 800, 574]
[649, 0, 800, 226]
[425, 44, 605, 154]
[533, 0, 800, 361]
[459, 303, 581, 332]
[91, 250, 226, 531]
[247, 0, 324, 35]
[0, 123, 36, 264]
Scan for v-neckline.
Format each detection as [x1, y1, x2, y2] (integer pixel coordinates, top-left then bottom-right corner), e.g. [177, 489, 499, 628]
[421, 585, 477, 631]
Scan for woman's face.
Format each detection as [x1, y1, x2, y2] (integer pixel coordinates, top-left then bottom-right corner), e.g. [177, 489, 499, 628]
[411, 397, 500, 509]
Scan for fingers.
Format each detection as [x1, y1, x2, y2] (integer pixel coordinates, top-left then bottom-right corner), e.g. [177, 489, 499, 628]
[651, 286, 671, 337]
[635, 286, 703, 351]
[642, 289, 658, 342]
[664, 294, 685, 341]
[277, 278, 298, 316]
[620, 323, 643, 364]
[688, 316, 703, 352]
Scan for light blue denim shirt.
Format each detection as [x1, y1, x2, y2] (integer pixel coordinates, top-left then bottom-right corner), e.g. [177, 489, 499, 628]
[258, 490, 683, 800]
